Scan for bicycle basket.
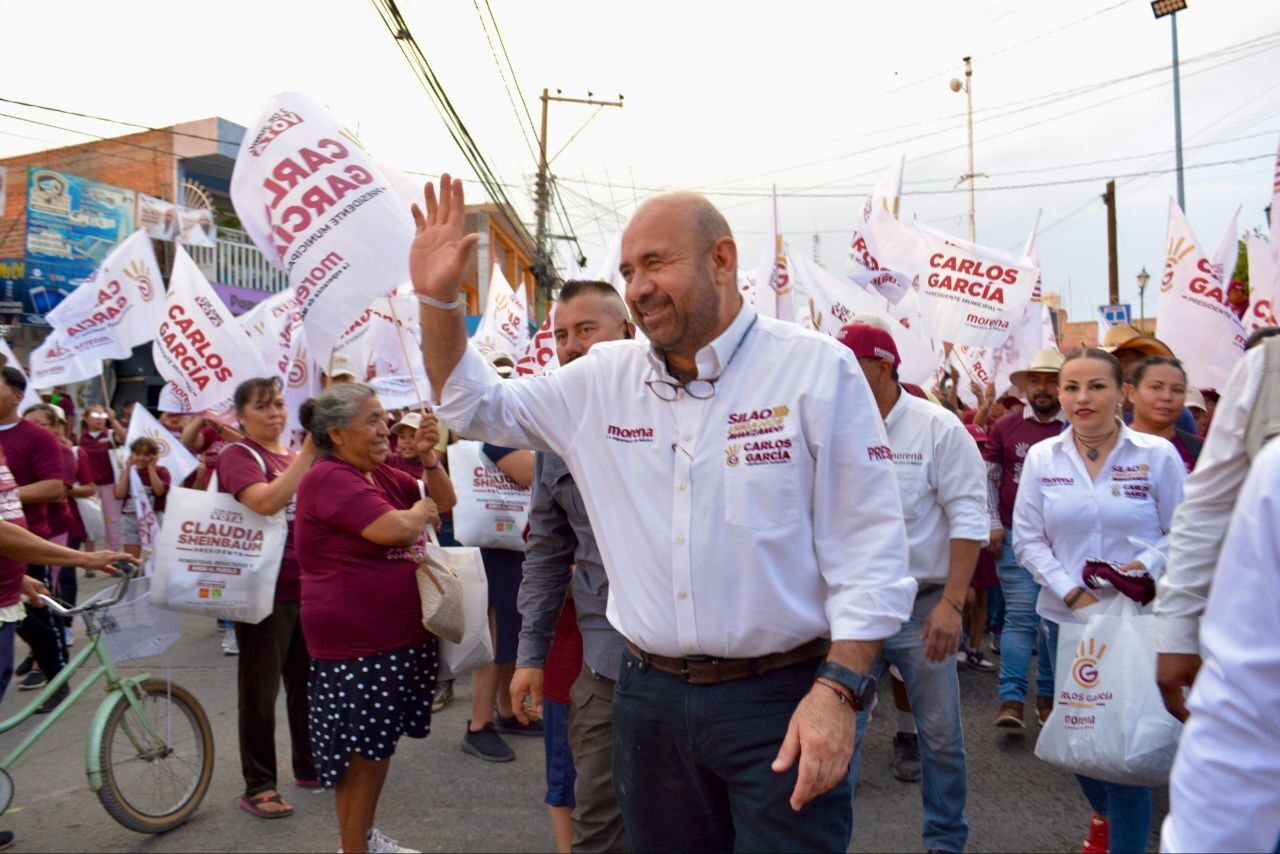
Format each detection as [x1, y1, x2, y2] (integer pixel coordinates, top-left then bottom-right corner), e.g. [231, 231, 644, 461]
[82, 576, 181, 662]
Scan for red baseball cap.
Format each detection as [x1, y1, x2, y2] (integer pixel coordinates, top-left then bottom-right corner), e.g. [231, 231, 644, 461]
[836, 322, 901, 367]
[965, 423, 987, 444]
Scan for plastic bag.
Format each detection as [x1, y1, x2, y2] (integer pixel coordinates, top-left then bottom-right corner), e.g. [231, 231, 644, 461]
[447, 440, 531, 551]
[436, 539, 494, 679]
[1035, 595, 1182, 786]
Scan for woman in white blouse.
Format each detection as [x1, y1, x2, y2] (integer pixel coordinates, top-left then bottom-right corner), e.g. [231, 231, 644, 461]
[1012, 348, 1186, 854]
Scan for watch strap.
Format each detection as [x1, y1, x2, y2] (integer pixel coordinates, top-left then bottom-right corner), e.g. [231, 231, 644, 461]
[815, 661, 876, 710]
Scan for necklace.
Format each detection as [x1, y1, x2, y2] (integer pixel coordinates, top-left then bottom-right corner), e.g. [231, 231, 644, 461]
[1074, 426, 1117, 461]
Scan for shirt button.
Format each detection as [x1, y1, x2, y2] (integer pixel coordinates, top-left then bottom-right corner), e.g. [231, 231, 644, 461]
[675, 535, 686, 545]
[678, 482, 688, 491]
[684, 643, 694, 653]
[683, 433, 693, 442]
[678, 590, 687, 600]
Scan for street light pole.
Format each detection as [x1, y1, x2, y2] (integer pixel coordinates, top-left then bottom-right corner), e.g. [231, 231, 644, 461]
[950, 58, 979, 242]
[1137, 266, 1151, 327]
[1151, 1, 1188, 209]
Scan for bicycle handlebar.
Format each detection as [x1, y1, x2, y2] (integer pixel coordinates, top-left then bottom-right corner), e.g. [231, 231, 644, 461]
[38, 561, 137, 617]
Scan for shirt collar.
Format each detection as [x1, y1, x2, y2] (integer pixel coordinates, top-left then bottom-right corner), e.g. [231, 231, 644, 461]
[884, 386, 910, 430]
[1024, 406, 1066, 424]
[1054, 419, 1141, 456]
[645, 297, 756, 381]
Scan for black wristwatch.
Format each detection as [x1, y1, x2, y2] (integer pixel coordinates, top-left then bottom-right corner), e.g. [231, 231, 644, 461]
[815, 661, 877, 710]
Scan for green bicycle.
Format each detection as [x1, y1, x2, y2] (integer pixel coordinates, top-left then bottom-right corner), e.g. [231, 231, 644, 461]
[0, 566, 214, 833]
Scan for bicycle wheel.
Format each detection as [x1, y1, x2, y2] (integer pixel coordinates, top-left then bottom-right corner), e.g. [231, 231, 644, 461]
[96, 679, 215, 834]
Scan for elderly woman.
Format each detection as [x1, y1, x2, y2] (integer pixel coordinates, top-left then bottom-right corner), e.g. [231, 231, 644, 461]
[218, 378, 321, 819]
[295, 384, 446, 854]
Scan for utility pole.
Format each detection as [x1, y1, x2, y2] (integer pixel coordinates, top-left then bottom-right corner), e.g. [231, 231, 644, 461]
[535, 89, 623, 294]
[1103, 180, 1119, 304]
[1151, 1, 1188, 210]
[950, 58, 983, 242]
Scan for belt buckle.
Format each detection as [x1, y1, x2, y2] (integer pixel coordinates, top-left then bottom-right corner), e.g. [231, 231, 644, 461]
[681, 656, 720, 685]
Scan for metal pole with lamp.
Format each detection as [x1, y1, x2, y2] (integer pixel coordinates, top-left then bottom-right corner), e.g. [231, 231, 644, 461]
[1151, 0, 1188, 210]
[950, 58, 980, 242]
[1137, 266, 1151, 328]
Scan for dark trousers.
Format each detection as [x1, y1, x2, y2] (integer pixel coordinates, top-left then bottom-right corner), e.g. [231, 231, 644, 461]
[611, 650, 852, 853]
[233, 601, 316, 796]
[568, 664, 626, 853]
[0, 621, 15, 699]
[17, 565, 65, 678]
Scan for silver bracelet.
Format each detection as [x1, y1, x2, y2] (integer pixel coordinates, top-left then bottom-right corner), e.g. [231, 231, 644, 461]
[417, 293, 465, 311]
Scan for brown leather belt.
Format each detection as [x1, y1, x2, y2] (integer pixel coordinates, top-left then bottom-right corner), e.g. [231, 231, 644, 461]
[625, 638, 830, 686]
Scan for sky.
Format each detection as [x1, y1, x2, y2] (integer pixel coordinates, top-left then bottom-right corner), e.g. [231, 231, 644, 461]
[2, 0, 1277, 322]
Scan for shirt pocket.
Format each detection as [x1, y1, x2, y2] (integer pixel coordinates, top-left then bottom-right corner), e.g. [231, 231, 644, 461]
[891, 461, 930, 525]
[723, 439, 801, 529]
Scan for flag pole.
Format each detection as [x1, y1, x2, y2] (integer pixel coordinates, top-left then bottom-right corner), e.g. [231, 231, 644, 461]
[384, 298, 429, 416]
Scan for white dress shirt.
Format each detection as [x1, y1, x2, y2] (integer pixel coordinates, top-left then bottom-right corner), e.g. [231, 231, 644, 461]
[1160, 438, 1280, 854]
[1155, 344, 1266, 654]
[1012, 424, 1186, 626]
[884, 391, 989, 585]
[434, 301, 916, 658]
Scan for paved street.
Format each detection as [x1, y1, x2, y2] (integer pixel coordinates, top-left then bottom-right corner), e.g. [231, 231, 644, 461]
[0, 575, 1166, 852]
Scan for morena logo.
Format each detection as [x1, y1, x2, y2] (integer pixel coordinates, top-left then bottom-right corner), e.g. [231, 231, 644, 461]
[1072, 637, 1107, 689]
[606, 425, 654, 444]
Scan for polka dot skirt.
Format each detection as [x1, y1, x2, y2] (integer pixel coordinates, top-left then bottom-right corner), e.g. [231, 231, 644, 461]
[307, 640, 439, 788]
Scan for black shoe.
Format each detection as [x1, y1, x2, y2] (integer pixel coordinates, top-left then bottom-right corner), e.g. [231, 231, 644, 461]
[892, 732, 922, 782]
[83, 570, 96, 578]
[461, 721, 515, 762]
[14, 656, 32, 677]
[0, 829, 14, 851]
[18, 670, 46, 691]
[35, 684, 69, 714]
[990, 633, 1001, 656]
[494, 713, 543, 736]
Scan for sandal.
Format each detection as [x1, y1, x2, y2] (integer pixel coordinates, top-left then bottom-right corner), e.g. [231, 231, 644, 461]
[238, 791, 294, 819]
[294, 777, 322, 789]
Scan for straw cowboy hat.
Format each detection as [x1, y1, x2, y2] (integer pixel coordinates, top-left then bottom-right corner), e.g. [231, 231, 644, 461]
[1009, 348, 1066, 388]
[1099, 324, 1174, 359]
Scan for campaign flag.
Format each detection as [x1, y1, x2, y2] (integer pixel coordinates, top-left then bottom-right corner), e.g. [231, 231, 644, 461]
[125, 405, 198, 486]
[29, 326, 104, 388]
[153, 246, 267, 416]
[231, 92, 414, 357]
[44, 229, 165, 363]
[752, 189, 795, 322]
[875, 219, 1038, 349]
[791, 252, 940, 386]
[472, 264, 529, 358]
[991, 212, 1054, 396]
[0, 337, 47, 413]
[848, 159, 912, 305]
[950, 345, 995, 408]
[516, 309, 559, 377]
[130, 468, 159, 577]
[1245, 231, 1278, 334]
[1155, 200, 1246, 391]
[238, 289, 300, 370]
[176, 206, 216, 247]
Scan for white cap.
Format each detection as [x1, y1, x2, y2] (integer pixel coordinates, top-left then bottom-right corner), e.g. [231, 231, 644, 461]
[393, 411, 424, 432]
[1184, 388, 1207, 412]
[324, 352, 358, 380]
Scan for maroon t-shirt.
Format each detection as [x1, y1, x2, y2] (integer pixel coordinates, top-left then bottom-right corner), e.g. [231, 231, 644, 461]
[0, 446, 30, 607]
[385, 451, 425, 480]
[64, 446, 86, 541]
[544, 599, 583, 704]
[0, 419, 66, 538]
[982, 411, 1065, 529]
[295, 457, 430, 660]
[121, 465, 171, 515]
[217, 440, 301, 602]
[78, 430, 117, 485]
[45, 444, 75, 538]
[1170, 434, 1196, 474]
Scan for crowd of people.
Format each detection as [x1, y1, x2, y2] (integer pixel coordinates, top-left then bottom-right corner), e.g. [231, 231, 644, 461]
[0, 179, 1275, 854]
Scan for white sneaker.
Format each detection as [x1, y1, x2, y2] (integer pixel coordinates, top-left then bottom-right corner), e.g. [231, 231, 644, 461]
[367, 828, 418, 853]
[221, 634, 239, 656]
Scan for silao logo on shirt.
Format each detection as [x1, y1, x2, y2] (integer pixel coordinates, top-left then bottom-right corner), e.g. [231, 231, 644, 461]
[726, 404, 790, 439]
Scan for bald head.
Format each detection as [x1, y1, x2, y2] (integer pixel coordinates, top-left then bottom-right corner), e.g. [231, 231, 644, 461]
[628, 191, 733, 252]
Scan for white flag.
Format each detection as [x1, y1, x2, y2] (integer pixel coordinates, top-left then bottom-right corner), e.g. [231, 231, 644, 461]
[153, 247, 267, 416]
[950, 345, 995, 408]
[29, 327, 103, 389]
[791, 253, 941, 386]
[1155, 200, 1246, 391]
[125, 405, 199, 486]
[516, 310, 559, 377]
[847, 159, 912, 305]
[753, 189, 795, 323]
[1245, 231, 1278, 334]
[44, 229, 165, 361]
[129, 468, 159, 577]
[231, 92, 414, 357]
[472, 264, 529, 358]
[991, 212, 1054, 396]
[875, 219, 1038, 349]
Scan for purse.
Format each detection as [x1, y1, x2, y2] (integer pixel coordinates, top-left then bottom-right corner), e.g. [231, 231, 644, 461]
[413, 483, 466, 644]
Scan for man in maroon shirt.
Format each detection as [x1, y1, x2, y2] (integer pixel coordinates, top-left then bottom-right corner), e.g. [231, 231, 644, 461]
[982, 349, 1066, 729]
[0, 367, 68, 700]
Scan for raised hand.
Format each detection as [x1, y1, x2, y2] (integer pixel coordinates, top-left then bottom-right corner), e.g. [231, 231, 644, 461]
[409, 174, 480, 302]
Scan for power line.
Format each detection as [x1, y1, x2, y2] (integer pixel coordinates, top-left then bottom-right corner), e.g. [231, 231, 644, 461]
[470, 0, 538, 162]
[482, 0, 540, 143]
[0, 96, 243, 146]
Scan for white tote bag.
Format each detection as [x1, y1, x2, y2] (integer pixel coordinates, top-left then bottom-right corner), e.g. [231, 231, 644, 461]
[1035, 595, 1183, 786]
[447, 440, 531, 551]
[150, 444, 287, 624]
[430, 523, 493, 679]
[75, 495, 106, 545]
